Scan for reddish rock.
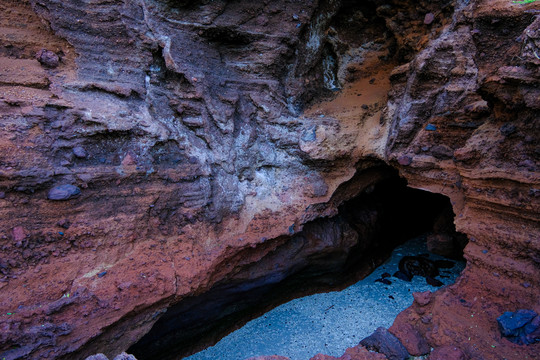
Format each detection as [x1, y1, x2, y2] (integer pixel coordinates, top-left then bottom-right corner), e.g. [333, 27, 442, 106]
[389, 323, 430, 356]
[428, 346, 467, 360]
[413, 291, 432, 307]
[339, 346, 387, 360]
[12, 226, 26, 242]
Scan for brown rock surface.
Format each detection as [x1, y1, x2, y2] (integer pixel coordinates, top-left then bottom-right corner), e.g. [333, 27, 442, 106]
[0, 0, 538, 360]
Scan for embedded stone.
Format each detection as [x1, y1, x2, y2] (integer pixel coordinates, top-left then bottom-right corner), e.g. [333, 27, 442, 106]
[36, 49, 59, 68]
[47, 185, 81, 201]
[424, 13, 435, 25]
[73, 146, 88, 158]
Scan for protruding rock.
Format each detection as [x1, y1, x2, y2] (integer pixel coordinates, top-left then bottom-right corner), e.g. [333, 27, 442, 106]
[12, 226, 26, 242]
[47, 185, 81, 201]
[390, 323, 430, 356]
[360, 327, 410, 360]
[397, 155, 412, 166]
[413, 291, 432, 307]
[497, 309, 540, 345]
[424, 13, 435, 25]
[36, 49, 60, 68]
[73, 146, 88, 159]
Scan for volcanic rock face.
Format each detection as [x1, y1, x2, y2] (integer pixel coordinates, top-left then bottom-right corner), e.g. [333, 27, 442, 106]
[0, 1, 538, 360]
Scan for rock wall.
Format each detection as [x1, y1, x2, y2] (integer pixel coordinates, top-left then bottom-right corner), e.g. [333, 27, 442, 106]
[0, 0, 538, 359]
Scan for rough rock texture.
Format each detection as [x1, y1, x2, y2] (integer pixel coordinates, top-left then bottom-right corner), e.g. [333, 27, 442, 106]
[359, 327, 409, 360]
[0, 0, 539, 360]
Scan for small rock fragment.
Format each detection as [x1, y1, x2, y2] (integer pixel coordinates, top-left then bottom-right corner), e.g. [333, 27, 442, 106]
[376, 278, 392, 285]
[57, 219, 71, 229]
[413, 291, 432, 306]
[397, 155, 412, 166]
[500, 123, 516, 136]
[12, 226, 26, 242]
[97, 271, 107, 278]
[424, 13, 435, 25]
[36, 49, 60, 68]
[73, 146, 88, 159]
[464, 100, 489, 114]
[0, 191, 5, 199]
[47, 185, 81, 201]
[425, 124, 437, 131]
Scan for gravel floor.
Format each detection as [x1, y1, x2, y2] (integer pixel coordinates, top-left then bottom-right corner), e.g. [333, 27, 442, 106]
[184, 236, 465, 360]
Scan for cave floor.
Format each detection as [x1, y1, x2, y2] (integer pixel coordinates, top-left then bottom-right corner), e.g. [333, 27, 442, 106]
[184, 236, 465, 360]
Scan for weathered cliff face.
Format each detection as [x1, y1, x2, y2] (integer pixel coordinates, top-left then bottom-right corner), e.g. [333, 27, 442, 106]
[0, 0, 538, 359]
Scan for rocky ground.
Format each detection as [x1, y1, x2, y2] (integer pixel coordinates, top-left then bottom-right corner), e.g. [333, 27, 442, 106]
[0, 0, 539, 359]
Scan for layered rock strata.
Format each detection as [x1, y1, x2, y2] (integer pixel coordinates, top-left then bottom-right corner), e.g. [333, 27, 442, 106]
[0, 0, 538, 359]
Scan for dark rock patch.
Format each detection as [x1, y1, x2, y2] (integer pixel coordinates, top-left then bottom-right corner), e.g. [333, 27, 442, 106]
[497, 309, 540, 345]
[360, 327, 409, 360]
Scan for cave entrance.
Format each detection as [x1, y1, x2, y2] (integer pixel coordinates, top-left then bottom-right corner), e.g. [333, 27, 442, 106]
[340, 176, 468, 265]
[128, 171, 467, 360]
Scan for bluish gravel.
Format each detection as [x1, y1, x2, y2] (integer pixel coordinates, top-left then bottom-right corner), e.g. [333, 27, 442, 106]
[184, 236, 465, 360]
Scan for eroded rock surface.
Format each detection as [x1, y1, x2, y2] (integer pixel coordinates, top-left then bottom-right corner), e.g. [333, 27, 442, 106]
[0, 0, 538, 359]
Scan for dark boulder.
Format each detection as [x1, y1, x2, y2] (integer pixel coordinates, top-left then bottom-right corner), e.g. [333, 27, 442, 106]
[497, 309, 540, 345]
[360, 327, 410, 360]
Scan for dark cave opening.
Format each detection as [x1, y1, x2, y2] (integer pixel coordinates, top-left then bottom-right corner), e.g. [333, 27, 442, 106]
[128, 169, 468, 360]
